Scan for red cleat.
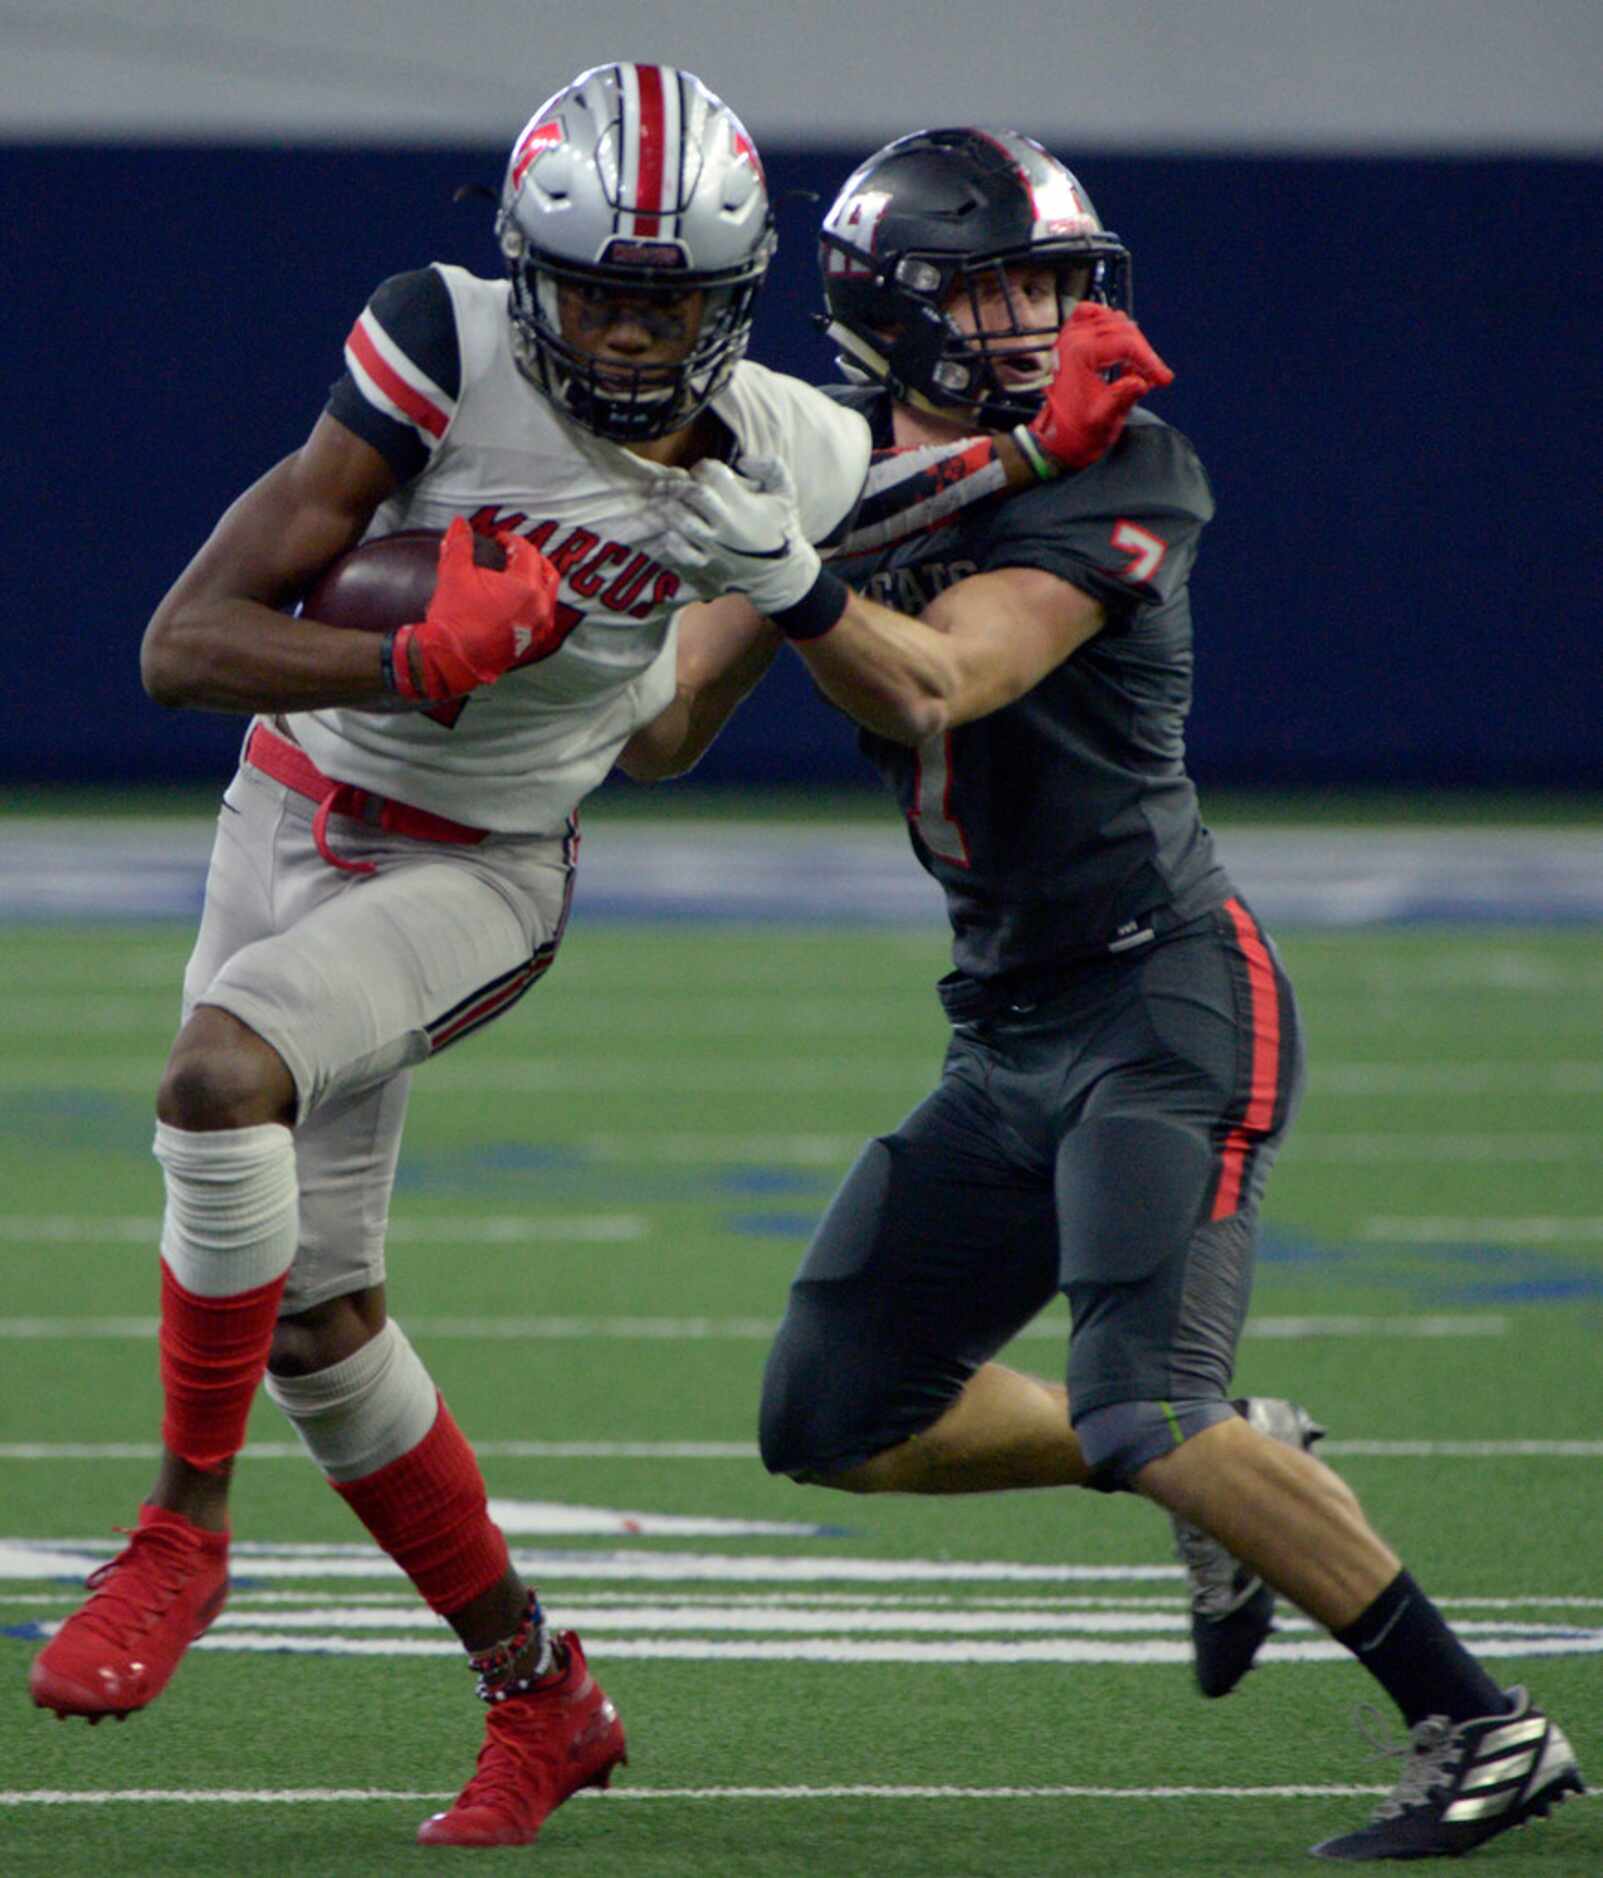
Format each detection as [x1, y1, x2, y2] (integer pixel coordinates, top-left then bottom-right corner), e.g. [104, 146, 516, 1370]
[29, 1504, 229, 1720]
[417, 1631, 628, 1848]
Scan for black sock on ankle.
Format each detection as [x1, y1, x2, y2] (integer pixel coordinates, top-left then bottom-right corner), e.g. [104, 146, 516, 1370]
[1333, 1569, 1511, 1728]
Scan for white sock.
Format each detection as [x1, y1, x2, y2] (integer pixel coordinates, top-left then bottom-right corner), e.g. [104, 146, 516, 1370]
[264, 1319, 439, 1482]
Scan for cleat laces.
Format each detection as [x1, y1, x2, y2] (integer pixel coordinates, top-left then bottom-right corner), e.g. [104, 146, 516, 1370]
[1354, 1706, 1462, 1820]
[74, 1526, 205, 1646]
[449, 1695, 565, 1819]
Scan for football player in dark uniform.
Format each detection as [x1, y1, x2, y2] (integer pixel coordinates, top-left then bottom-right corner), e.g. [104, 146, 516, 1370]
[660, 129, 1582, 1863]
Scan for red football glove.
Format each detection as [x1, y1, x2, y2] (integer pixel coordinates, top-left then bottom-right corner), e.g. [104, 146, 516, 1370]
[1025, 303, 1175, 472]
[392, 517, 566, 702]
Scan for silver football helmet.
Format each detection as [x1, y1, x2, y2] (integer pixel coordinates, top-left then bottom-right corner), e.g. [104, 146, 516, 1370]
[496, 63, 777, 442]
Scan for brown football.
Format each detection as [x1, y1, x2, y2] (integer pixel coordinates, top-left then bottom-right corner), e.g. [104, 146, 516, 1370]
[299, 528, 505, 635]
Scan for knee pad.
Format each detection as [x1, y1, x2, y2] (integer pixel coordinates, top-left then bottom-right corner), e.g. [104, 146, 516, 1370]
[1056, 1116, 1216, 1287]
[759, 1302, 973, 1482]
[761, 1128, 1033, 1480]
[264, 1318, 438, 1482]
[758, 1303, 858, 1478]
[154, 1120, 298, 1296]
[759, 1141, 898, 1478]
[1074, 1396, 1237, 1492]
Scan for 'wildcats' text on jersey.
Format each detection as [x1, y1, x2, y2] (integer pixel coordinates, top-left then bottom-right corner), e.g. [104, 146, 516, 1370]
[291, 264, 870, 833]
[858, 559, 981, 613]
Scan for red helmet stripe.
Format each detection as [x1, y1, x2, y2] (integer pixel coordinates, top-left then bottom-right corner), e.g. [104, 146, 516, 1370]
[633, 63, 667, 234]
[968, 126, 1039, 217]
[509, 118, 562, 195]
[731, 128, 765, 185]
[968, 125, 1097, 236]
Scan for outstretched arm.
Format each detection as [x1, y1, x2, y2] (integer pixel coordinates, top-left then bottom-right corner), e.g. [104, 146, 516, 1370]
[660, 458, 1104, 745]
[614, 596, 782, 780]
[790, 566, 1102, 744]
[619, 305, 1168, 772]
[828, 304, 1172, 558]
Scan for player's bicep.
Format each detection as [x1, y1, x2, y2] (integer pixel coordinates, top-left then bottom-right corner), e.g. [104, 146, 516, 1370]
[141, 413, 401, 705]
[924, 565, 1103, 725]
[160, 414, 400, 616]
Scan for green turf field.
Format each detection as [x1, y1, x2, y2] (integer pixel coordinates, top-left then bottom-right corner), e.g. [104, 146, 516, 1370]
[2, 897, 1600, 1873]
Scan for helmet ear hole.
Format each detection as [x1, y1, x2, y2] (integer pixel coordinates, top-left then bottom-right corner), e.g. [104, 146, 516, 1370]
[894, 258, 944, 296]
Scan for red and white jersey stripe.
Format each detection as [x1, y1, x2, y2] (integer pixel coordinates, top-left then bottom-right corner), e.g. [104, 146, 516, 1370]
[834, 437, 1007, 558]
[344, 306, 456, 446]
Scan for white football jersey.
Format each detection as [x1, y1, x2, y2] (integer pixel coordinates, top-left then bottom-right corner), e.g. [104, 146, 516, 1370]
[290, 264, 870, 832]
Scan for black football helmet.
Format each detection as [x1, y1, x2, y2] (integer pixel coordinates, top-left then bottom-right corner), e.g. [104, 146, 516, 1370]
[819, 127, 1130, 427]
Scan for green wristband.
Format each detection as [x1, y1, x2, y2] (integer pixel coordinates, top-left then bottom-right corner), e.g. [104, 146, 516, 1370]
[1011, 425, 1059, 483]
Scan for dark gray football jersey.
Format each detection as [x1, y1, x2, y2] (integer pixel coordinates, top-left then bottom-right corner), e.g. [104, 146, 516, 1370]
[827, 389, 1234, 982]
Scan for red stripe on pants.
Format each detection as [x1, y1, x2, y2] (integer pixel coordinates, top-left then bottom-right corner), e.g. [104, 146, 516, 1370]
[426, 956, 545, 1052]
[1210, 898, 1283, 1220]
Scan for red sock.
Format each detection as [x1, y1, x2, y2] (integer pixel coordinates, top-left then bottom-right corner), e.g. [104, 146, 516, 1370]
[159, 1260, 290, 1472]
[332, 1397, 511, 1615]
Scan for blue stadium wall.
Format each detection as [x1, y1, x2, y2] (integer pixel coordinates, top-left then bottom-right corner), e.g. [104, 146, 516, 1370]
[8, 145, 1600, 793]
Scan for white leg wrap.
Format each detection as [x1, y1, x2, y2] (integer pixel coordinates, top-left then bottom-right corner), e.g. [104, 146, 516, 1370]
[264, 1320, 440, 1483]
[153, 1120, 299, 1298]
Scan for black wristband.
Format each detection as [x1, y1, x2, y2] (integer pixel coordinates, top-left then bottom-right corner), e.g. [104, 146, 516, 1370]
[770, 569, 850, 642]
[379, 628, 401, 694]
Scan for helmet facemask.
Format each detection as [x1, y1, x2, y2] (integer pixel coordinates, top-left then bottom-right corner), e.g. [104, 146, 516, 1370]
[502, 234, 768, 442]
[890, 248, 1109, 428]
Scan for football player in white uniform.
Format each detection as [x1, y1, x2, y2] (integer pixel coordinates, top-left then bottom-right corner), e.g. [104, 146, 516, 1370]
[29, 63, 1173, 1853]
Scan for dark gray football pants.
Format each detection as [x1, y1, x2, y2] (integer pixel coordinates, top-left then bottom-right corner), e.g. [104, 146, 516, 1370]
[759, 900, 1303, 1485]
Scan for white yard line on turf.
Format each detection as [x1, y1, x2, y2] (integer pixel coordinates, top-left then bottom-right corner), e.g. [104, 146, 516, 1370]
[1363, 1216, 1603, 1242]
[62, 1605, 1598, 1641]
[7, 1590, 1598, 1611]
[8, 1059, 1603, 1094]
[7, 1438, 1601, 1464]
[1, 1784, 1406, 1805]
[184, 1634, 1603, 1663]
[0, 1314, 1510, 1343]
[0, 1216, 647, 1245]
[8, 1624, 1601, 1666]
[0, 1440, 762, 1458]
[0, 1545, 1186, 1583]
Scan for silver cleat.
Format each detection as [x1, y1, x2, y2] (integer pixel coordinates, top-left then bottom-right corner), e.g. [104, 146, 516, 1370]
[1173, 1396, 1326, 1697]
